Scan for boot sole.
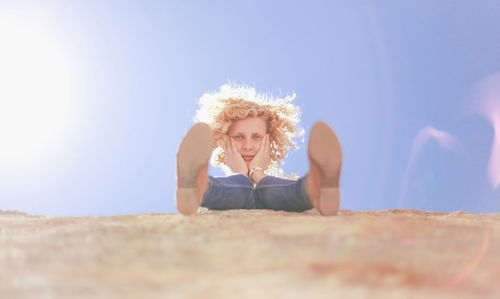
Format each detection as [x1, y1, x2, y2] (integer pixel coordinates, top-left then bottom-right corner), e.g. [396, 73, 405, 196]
[308, 121, 343, 216]
[176, 123, 214, 215]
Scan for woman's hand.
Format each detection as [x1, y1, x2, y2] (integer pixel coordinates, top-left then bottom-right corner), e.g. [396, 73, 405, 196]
[249, 134, 271, 170]
[224, 136, 248, 175]
[249, 134, 271, 183]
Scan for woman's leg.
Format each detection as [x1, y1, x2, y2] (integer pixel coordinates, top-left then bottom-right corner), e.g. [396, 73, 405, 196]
[254, 121, 343, 215]
[201, 174, 256, 210]
[253, 175, 314, 212]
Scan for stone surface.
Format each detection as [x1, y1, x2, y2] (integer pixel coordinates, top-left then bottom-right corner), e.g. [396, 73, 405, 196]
[1, 208, 499, 298]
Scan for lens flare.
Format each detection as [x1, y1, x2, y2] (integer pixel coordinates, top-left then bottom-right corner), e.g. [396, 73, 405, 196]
[473, 74, 500, 190]
[399, 126, 463, 207]
[490, 119, 500, 189]
[441, 229, 491, 290]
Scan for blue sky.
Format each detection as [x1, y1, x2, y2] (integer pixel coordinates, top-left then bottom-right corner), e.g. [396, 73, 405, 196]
[1, 0, 499, 216]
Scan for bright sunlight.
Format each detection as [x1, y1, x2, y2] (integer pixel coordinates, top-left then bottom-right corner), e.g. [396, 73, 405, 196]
[0, 15, 72, 166]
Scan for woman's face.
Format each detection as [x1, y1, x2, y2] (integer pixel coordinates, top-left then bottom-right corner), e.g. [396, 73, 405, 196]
[228, 116, 267, 168]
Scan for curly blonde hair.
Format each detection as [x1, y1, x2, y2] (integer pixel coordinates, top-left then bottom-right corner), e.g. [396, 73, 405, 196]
[194, 83, 304, 174]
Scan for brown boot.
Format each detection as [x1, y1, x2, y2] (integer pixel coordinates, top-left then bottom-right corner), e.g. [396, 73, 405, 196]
[305, 121, 343, 216]
[176, 123, 214, 215]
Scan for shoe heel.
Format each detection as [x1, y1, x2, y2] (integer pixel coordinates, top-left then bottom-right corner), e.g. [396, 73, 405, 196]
[318, 187, 340, 216]
[177, 188, 201, 215]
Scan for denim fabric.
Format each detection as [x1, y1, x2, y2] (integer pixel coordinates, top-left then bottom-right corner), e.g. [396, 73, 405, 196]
[201, 174, 314, 212]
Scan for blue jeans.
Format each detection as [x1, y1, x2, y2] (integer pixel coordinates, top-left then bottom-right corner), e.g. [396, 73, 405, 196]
[201, 174, 314, 212]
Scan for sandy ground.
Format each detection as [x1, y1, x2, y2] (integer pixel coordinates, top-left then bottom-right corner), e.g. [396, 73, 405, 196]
[0, 208, 499, 299]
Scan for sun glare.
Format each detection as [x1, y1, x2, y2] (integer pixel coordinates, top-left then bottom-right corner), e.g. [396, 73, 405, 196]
[0, 15, 71, 166]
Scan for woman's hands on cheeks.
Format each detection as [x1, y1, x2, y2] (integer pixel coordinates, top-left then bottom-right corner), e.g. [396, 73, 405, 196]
[224, 136, 248, 175]
[249, 134, 271, 184]
[249, 134, 271, 170]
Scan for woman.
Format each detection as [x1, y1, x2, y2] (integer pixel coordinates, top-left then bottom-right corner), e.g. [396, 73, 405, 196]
[176, 84, 343, 216]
